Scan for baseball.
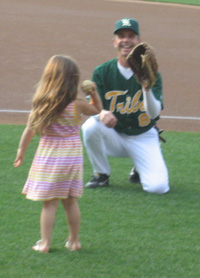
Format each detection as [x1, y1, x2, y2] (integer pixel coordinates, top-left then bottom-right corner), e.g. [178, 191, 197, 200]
[81, 80, 93, 94]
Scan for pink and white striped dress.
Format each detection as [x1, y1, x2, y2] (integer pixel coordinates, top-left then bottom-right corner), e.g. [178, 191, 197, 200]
[22, 100, 83, 201]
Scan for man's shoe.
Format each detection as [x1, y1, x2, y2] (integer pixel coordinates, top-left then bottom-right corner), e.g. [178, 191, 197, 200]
[85, 173, 109, 188]
[129, 167, 140, 183]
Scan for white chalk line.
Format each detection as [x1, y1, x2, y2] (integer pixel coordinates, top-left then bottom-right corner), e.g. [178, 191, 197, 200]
[104, 0, 200, 9]
[0, 109, 200, 120]
[0, 109, 30, 113]
[161, 116, 200, 121]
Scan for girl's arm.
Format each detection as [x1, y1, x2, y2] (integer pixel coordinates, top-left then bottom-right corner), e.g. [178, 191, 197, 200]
[13, 120, 34, 167]
[77, 82, 102, 116]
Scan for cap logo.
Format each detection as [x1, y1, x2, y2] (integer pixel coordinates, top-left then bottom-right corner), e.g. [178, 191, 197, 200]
[121, 19, 131, 27]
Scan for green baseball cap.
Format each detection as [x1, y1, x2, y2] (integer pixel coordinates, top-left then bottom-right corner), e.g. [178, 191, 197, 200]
[114, 17, 140, 35]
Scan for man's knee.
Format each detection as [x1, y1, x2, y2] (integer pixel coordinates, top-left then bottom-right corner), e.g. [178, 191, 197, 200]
[82, 117, 100, 141]
[142, 175, 170, 194]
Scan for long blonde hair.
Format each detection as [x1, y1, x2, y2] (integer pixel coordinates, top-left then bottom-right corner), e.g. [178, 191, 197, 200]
[29, 55, 80, 135]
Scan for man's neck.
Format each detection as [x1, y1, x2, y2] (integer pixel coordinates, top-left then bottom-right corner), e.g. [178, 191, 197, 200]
[118, 56, 129, 68]
[117, 61, 133, 80]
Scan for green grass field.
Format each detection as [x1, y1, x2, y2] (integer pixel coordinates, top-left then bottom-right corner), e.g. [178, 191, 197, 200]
[141, 0, 200, 5]
[1, 1, 199, 276]
[0, 124, 200, 278]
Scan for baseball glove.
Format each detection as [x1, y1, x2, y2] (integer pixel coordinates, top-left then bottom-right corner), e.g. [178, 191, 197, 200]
[127, 42, 158, 90]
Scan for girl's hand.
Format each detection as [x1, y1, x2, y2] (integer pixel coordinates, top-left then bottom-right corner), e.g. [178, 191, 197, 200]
[13, 150, 24, 167]
[81, 80, 96, 96]
[13, 123, 34, 167]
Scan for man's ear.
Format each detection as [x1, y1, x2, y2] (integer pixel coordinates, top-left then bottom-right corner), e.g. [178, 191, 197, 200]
[112, 37, 117, 48]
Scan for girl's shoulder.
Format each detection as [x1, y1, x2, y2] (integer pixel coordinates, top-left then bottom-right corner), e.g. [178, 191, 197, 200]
[75, 97, 86, 111]
[58, 100, 80, 123]
[63, 100, 75, 110]
[60, 100, 76, 118]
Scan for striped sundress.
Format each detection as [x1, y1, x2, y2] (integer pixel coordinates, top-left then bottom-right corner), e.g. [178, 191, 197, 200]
[22, 100, 83, 201]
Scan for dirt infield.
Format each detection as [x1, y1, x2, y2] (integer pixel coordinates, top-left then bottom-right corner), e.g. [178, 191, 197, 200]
[1, 0, 200, 132]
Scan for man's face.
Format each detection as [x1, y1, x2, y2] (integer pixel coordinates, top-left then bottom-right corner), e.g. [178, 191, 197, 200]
[112, 29, 140, 58]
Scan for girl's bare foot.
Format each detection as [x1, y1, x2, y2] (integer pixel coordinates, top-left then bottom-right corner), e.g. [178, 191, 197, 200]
[65, 240, 81, 251]
[32, 240, 49, 253]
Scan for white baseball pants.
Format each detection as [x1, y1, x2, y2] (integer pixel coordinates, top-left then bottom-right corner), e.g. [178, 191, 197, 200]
[82, 116, 169, 194]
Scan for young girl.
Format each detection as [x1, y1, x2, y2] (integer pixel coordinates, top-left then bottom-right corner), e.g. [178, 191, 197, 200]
[14, 55, 102, 253]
